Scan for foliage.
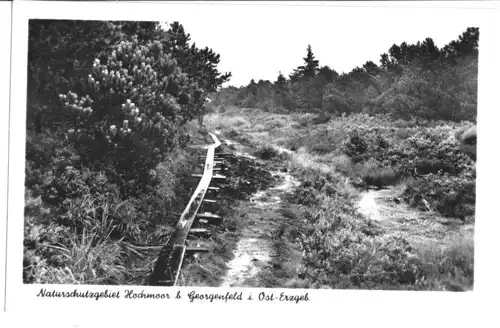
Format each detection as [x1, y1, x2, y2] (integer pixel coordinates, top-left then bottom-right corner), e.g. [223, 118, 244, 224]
[402, 174, 475, 220]
[341, 130, 368, 157]
[290, 45, 320, 81]
[24, 19, 230, 284]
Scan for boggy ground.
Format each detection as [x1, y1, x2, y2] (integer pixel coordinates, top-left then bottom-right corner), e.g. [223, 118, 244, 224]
[358, 186, 474, 248]
[200, 107, 474, 291]
[218, 139, 302, 288]
[178, 135, 303, 287]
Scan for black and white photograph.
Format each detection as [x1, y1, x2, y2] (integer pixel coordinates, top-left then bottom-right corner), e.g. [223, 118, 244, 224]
[21, 4, 481, 291]
[4, 2, 500, 326]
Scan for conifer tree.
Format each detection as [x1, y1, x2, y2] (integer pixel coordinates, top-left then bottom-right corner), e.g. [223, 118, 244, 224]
[298, 45, 320, 78]
[274, 71, 288, 108]
[275, 71, 287, 87]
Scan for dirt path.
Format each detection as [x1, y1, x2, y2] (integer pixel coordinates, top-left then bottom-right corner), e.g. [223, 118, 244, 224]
[356, 187, 474, 246]
[217, 135, 301, 288]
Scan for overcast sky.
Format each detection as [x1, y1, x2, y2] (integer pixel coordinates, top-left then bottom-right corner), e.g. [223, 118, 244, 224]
[158, 2, 484, 87]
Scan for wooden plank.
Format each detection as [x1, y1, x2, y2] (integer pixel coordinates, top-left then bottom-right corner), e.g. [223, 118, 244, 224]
[203, 199, 217, 203]
[149, 244, 185, 286]
[150, 132, 221, 286]
[192, 173, 225, 179]
[189, 228, 209, 234]
[214, 152, 232, 156]
[208, 187, 220, 191]
[197, 212, 221, 218]
[185, 247, 210, 254]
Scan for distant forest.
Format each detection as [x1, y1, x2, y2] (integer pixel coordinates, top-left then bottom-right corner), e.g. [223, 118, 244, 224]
[214, 28, 478, 122]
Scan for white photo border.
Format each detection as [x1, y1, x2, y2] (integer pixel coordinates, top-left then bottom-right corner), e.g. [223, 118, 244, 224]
[5, 1, 500, 327]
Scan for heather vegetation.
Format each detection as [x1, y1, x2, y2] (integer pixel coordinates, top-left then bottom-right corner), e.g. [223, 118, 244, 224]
[24, 20, 230, 284]
[206, 28, 477, 290]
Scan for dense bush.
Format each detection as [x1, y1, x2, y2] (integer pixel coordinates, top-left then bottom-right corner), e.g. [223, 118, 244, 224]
[60, 39, 203, 193]
[341, 131, 368, 157]
[402, 174, 475, 220]
[361, 167, 400, 189]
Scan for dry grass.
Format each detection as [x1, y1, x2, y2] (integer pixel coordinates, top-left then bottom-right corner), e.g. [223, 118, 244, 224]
[48, 229, 127, 284]
[415, 234, 474, 290]
[204, 113, 251, 132]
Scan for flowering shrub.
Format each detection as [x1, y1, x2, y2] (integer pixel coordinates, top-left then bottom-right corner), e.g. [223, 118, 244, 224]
[59, 39, 205, 191]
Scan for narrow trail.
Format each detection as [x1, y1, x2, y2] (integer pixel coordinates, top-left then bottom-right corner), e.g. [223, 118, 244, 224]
[216, 133, 300, 288]
[356, 187, 474, 246]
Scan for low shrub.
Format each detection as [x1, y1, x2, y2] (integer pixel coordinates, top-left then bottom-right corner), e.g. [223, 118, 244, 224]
[311, 144, 334, 155]
[294, 187, 320, 206]
[253, 144, 291, 161]
[341, 131, 368, 157]
[361, 167, 400, 188]
[264, 118, 286, 130]
[414, 159, 456, 175]
[460, 144, 476, 161]
[225, 129, 240, 139]
[415, 235, 474, 290]
[402, 174, 475, 219]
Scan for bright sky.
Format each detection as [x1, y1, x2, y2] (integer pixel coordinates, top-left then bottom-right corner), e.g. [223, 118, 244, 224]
[158, 2, 486, 87]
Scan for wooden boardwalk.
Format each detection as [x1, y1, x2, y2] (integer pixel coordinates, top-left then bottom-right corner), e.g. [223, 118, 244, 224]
[149, 132, 223, 286]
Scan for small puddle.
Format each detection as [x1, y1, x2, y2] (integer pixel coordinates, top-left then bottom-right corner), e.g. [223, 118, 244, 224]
[357, 190, 383, 221]
[220, 139, 299, 288]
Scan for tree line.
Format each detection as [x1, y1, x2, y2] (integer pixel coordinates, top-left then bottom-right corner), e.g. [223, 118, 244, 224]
[214, 27, 478, 122]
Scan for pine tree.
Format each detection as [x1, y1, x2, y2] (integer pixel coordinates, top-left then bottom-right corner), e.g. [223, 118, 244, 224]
[298, 45, 320, 78]
[274, 71, 288, 108]
[289, 68, 301, 83]
[275, 71, 287, 87]
[400, 42, 409, 64]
